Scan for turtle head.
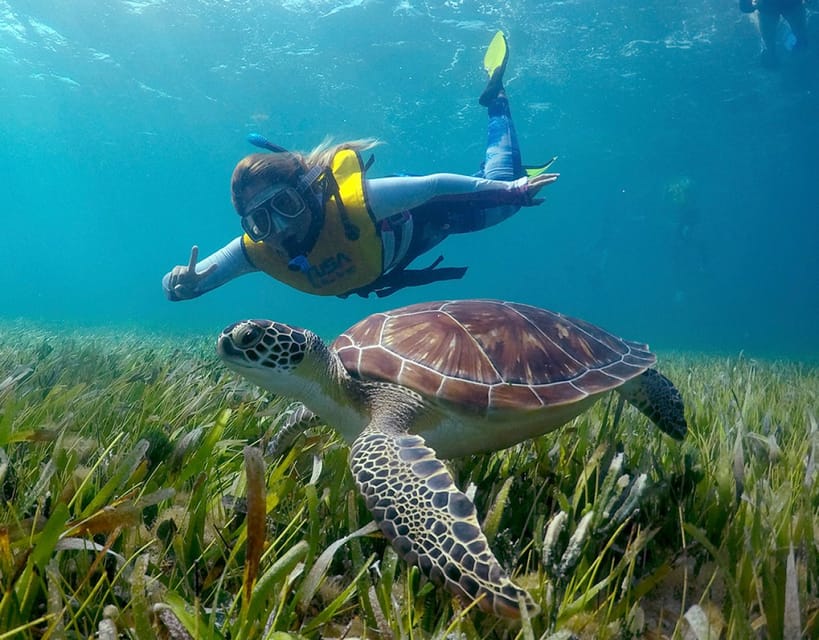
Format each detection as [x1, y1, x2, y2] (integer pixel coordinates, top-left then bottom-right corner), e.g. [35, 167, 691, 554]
[217, 319, 366, 436]
[217, 319, 325, 398]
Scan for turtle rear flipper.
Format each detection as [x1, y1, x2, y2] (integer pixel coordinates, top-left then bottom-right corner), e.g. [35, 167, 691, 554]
[350, 426, 539, 618]
[618, 369, 687, 440]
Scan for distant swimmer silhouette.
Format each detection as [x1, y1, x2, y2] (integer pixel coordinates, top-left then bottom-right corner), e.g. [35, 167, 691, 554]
[739, 0, 808, 67]
[163, 31, 558, 301]
[664, 176, 709, 282]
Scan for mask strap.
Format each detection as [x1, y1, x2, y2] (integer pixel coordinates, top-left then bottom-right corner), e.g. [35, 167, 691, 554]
[298, 166, 324, 192]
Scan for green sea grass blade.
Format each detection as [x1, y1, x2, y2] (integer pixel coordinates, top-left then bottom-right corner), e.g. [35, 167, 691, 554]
[683, 523, 755, 639]
[303, 483, 321, 569]
[300, 555, 375, 635]
[179, 470, 209, 587]
[175, 408, 230, 486]
[21, 459, 56, 517]
[560, 523, 654, 618]
[297, 520, 379, 611]
[0, 401, 12, 448]
[160, 592, 222, 640]
[45, 559, 64, 637]
[571, 443, 607, 515]
[0, 615, 53, 640]
[344, 488, 379, 631]
[783, 544, 801, 640]
[244, 540, 309, 634]
[372, 545, 400, 635]
[30, 503, 69, 572]
[482, 475, 513, 544]
[130, 554, 154, 640]
[10, 507, 67, 624]
[80, 439, 149, 518]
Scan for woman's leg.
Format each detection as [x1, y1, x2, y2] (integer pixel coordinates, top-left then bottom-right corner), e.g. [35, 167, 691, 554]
[783, 3, 808, 48]
[474, 46, 525, 227]
[481, 94, 524, 181]
[477, 32, 523, 182]
[473, 94, 523, 228]
[757, 10, 781, 66]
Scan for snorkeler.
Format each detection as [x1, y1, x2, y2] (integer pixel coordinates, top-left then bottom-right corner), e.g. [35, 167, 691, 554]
[739, 0, 808, 67]
[163, 31, 558, 300]
[664, 176, 709, 278]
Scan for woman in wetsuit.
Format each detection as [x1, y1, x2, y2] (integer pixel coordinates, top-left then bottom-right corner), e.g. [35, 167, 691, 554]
[163, 32, 558, 300]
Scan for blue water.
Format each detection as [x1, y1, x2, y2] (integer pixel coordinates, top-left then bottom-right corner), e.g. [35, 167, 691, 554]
[1, 0, 817, 361]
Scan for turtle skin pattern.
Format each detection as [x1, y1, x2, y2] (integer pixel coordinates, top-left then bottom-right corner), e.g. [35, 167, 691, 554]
[350, 428, 539, 618]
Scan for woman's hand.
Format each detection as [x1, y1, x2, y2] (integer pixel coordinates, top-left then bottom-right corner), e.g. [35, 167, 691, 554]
[167, 246, 217, 300]
[525, 172, 559, 205]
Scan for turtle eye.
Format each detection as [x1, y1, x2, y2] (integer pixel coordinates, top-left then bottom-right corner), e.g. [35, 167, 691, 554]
[231, 322, 264, 349]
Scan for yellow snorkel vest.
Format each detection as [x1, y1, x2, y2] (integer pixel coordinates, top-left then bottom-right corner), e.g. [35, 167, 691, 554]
[241, 149, 383, 296]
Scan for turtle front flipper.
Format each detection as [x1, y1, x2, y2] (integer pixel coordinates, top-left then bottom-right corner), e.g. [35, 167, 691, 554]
[267, 402, 322, 457]
[350, 427, 539, 618]
[618, 369, 687, 440]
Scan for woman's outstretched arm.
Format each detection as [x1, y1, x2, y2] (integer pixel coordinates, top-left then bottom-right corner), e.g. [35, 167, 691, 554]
[162, 239, 258, 301]
[365, 173, 557, 220]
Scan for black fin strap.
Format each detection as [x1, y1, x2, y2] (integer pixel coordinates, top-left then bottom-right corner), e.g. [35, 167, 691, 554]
[374, 265, 467, 298]
[341, 256, 467, 298]
[425, 255, 445, 270]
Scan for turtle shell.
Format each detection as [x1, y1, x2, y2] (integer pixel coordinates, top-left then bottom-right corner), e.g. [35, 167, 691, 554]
[331, 299, 655, 413]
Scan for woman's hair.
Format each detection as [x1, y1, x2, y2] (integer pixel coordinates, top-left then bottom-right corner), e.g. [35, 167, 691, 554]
[231, 137, 381, 215]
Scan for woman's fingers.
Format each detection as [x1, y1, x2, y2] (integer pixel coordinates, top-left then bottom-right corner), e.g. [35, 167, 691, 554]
[533, 173, 559, 187]
[527, 173, 559, 197]
[187, 245, 200, 271]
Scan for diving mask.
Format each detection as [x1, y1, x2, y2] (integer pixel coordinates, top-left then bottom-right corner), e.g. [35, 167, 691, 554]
[241, 184, 307, 242]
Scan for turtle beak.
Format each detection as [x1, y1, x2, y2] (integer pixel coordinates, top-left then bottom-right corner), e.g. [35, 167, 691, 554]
[216, 331, 242, 359]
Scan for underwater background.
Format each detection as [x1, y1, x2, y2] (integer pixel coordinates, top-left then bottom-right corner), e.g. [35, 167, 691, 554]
[1, 0, 817, 362]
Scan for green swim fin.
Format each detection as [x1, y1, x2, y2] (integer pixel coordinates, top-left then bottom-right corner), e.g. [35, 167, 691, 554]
[483, 31, 508, 78]
[479, 31, 509, 106]
[524, 157, 558, 177]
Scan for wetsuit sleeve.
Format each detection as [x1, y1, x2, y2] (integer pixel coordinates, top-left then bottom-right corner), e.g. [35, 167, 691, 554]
[162, 237, 258, 301]
[365, 174, 531, 221]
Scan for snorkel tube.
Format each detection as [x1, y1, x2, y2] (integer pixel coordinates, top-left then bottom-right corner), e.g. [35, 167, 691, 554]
[247, 133, 289, 153]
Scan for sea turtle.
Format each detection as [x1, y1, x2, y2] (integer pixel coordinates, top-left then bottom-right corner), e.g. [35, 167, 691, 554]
[216, 299, 687, 618]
